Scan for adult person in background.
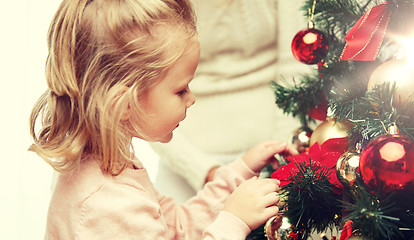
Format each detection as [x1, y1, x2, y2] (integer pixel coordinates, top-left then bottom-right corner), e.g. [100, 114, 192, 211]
[150, 0, 310, 201]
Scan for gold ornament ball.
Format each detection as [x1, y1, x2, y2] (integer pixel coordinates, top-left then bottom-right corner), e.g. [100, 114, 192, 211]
[336, 150, 360, 188]
[309, 119, 352, 146]
[264, 214, 291, 240]
[290, 126, 313, 152]
[368, 59, 414, 108]
[264, 214, 283, 240]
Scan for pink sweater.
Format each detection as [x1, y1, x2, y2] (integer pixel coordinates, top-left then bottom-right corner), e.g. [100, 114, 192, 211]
[45, 156, 256, 239]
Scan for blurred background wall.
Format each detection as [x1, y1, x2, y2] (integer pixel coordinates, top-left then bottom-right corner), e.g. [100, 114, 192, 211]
[2, 1, 68, 238]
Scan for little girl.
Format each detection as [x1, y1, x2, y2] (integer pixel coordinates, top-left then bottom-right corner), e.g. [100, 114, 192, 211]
[30, 0, 297, 239]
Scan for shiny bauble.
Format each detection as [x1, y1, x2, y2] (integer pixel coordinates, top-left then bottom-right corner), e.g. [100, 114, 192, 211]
[264, 214, 282, 240]
[290, 126, 313, 152]
[291, 27, 329, 64]
[264, 214, 291, 240]
[359, 133, 414, 196]
[367, 59, 414, 108]
[336, 150, 360, 188]
[309, 119, 352, 146]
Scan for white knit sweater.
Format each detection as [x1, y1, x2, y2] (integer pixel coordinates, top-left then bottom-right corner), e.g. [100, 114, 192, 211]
[150, 0, 311, 190]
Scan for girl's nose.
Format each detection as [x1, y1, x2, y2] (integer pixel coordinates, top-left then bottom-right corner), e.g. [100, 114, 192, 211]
[186, 90, 196, 108]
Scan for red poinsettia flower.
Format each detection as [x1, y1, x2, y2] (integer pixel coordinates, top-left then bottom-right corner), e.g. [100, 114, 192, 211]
[271, 137, 348, 192]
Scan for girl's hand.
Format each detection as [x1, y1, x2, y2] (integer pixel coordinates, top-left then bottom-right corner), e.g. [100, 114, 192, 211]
[223, 177, 281, 230]
[242, 140, 298, 173]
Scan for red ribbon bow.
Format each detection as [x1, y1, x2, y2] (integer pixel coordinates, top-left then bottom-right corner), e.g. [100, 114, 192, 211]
[339, 2, 390, 61]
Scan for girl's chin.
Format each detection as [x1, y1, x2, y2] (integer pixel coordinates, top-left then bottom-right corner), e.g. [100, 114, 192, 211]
[158, 132, 173, 143]
[134, 131, 173, 143]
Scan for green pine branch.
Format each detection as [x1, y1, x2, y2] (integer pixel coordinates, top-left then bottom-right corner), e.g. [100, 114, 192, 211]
[281, 160, 342, 239]
[274, 0, 379, 126]
[331, 81, 414, 143]
[271, 74, 326, 126]
[343, 177, 414, 240]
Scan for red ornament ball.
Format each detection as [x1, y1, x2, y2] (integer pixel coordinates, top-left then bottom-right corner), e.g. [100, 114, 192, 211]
[359, 133, 414, 195]
[291, 28, 329, 64]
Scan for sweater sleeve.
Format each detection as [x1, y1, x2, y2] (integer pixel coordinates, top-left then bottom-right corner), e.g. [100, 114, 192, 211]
[149, 130, 222, 190]
[158, 157, 258, 239]
[202, 211, 251, 239]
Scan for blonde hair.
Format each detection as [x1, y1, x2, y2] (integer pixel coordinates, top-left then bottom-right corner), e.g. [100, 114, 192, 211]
[30, 0, 196, 175]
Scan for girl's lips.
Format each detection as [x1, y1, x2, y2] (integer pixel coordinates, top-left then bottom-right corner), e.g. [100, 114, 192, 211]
[175, 115, 186, 128]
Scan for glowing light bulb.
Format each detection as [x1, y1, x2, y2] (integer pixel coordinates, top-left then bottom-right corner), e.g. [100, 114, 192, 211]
[392, 35, 414, 63]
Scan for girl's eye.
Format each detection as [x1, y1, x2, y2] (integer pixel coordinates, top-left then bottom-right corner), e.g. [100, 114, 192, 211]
[177, 88, 188, 96]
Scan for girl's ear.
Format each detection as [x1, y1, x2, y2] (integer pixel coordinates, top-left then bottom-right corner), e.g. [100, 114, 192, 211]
[112, 85, 131, 121]
[120, 102, 131, 121]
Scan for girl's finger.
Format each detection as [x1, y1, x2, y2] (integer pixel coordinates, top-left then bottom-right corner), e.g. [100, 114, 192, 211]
[263, 191, 280, 207]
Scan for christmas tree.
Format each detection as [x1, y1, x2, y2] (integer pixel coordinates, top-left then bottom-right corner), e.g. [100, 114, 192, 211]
[248, 0, 414, 239]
